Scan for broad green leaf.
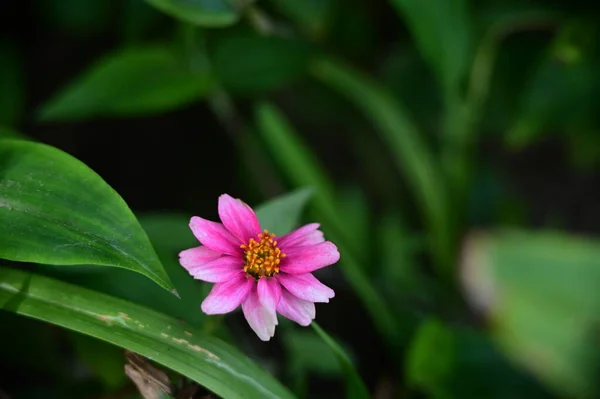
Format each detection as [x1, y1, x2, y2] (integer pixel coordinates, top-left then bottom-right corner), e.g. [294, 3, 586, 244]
[0, 267, 296, 399]
[33, 213, 212, 330]
[41, 264, 206, 328]
[0, 139, 173, 291]
[406, 318, 549, 399]
[388, 0, 471, 90]
[0, 41, 25, 126]
[255, 102, 402, 350]
[312, 323, 369, 399]
[310, 58, 452, 276]
[38, 46, 213, 121]
[461, 230, 600, 398]
[144, 0, 239, 27]
[212, 34, 314, 95]
[255, 187, 313, 236]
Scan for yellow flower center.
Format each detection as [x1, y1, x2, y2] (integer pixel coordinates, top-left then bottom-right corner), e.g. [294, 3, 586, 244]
[240, 230, 286, 279]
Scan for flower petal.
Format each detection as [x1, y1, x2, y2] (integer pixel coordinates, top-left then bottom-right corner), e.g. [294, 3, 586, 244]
[280, 241, 340, 274]
[190, 216, 242, 255]
[276, 289, 315, 326]
[183, 255, 244, 283]
[242, 287, 277, 341]
[178, 246, 222, 268]
[277, 273, 334, 303]
[201, 274, 253, 314]
[277, 223, 324, 248]
[257, 277, 282, 317]
[218, 194, 262, 243]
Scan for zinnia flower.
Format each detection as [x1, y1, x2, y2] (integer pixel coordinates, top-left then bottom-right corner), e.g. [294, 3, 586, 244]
[179, 194, 340, 341]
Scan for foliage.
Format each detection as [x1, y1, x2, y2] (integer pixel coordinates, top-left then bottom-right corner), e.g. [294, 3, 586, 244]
[2, 0, 600, 398]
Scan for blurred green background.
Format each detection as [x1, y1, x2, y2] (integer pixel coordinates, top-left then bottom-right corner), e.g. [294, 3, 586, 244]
[2, 0, 600, 398]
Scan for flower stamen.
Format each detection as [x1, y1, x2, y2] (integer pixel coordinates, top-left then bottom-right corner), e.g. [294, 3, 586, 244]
[240, 230, 286, 279]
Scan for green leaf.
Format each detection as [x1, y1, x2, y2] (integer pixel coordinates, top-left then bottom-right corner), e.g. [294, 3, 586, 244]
[42, 264, 205, 328]
[144, 0, 239, 27]
[387, 0, 471, 90]
[38, 46, 213, 122]
[0, 267, 296, 399]
[45, 213, 228, 340]
[212, 34, 314, 95]
[0, 139, 173, 291]
[461, 230, 600, 398]
[255, 187, 313, 236]
[39, 212, 209, 328]
[310, 57, 452, 276]
[312, 323, 370, 399]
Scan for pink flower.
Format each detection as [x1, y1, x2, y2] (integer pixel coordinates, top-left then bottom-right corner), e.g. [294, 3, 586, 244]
[179, 194, 340, 341]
